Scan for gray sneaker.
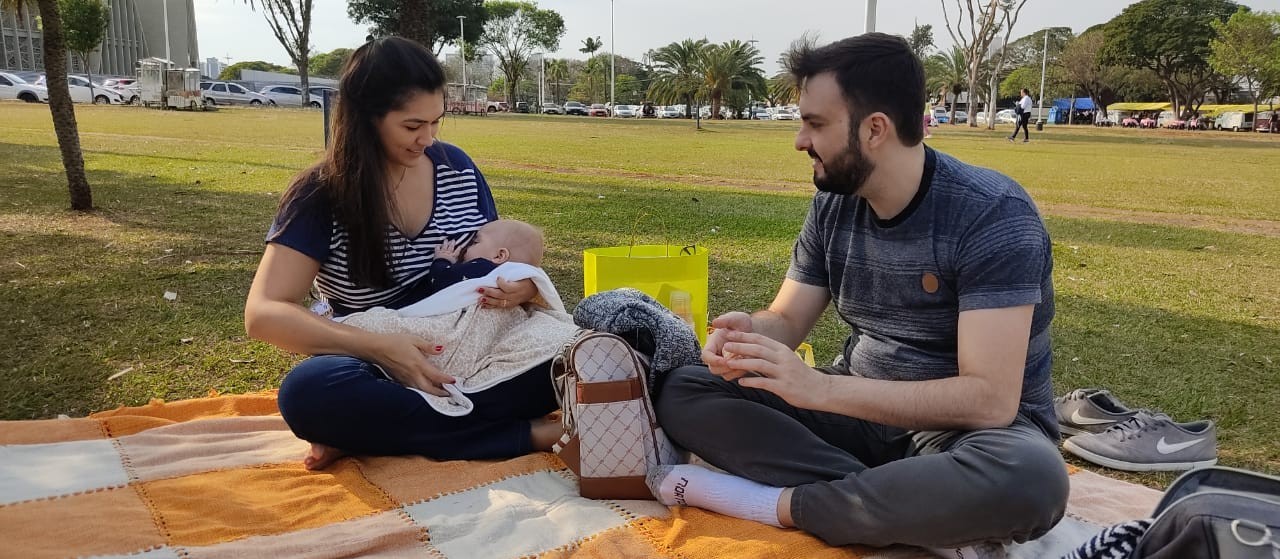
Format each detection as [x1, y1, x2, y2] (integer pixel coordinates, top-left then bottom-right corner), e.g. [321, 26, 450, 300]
[1055, 388, 1139, 436]
[1062, 411, 1218, 472]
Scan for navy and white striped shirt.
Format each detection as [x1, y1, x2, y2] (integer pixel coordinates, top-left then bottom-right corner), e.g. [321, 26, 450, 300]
[267, 141, 498, 317]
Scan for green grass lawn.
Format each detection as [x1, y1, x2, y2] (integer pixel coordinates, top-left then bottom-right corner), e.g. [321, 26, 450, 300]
[2, 103, 1277, 486]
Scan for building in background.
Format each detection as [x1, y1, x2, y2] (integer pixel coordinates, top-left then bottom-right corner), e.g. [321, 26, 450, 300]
[203, 56, 222, 79]
[0, 0, 198, 77]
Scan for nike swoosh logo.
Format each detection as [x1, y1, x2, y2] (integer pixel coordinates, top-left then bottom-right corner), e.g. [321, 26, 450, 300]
[1157, 437, 1206, 455]
[1070, 409, 1117, 425]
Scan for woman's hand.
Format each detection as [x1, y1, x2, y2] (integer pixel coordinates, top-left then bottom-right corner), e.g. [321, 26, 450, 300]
[479, 278, 537, 309]
[369, 333, 454, 396]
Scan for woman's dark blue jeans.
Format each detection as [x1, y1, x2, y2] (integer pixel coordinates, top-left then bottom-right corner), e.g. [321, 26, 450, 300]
[278, 355, 558, 461]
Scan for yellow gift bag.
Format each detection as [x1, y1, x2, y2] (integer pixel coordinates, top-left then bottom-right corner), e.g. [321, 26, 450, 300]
[583, 244, 709, 345]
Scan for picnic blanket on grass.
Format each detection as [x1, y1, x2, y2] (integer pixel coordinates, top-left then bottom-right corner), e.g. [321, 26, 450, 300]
[0, 392, 1164, 559]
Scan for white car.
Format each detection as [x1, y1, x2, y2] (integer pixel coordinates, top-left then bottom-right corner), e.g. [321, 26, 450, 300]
[771, 108, 797, 120]
[35, 74, 126, 104]
[0, 72, 48, 103]
[259, 84, 333, 108]
[612, 104, 636, 117]
[658, 105, 681, 118]
[200, 81, 274, 106]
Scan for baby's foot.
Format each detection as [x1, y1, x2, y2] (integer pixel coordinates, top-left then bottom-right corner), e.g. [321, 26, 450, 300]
[303, 442, 347, 470]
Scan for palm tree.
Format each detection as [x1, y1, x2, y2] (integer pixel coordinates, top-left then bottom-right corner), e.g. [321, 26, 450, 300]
[698, 40, 766, 121]
[3, 0, 92, 210]
[926, 45, 968, 125]
[577, 55, 607, 103]
[545, 58, 569, 105]
[768, 33, 819, 110]
[579, 36, 603, 56]
[647, 38, 708, 117]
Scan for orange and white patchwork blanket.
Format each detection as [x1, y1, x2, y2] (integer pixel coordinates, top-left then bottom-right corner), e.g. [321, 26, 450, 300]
[0, 392, 1163, 559]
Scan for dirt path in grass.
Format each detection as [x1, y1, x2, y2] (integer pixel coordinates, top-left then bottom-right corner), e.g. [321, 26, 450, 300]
[489, 161, 1280, 238]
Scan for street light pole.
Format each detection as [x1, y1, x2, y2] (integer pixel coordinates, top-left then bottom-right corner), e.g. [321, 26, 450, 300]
[864, 0, 877, 33]
[1037, 28, 1048, 125]
[610, 0, 616, 110]
[458, 15, 467, 102]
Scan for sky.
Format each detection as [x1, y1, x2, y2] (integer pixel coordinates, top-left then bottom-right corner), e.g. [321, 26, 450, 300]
[195, 0, 1280, 74]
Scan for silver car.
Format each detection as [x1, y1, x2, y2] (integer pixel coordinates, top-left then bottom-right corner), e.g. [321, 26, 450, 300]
[200, 81, 274, 106]
[259, 84, 333, 108]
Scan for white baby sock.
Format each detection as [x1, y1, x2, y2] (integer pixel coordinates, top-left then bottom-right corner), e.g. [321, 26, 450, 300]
[646, 464, 784, 528]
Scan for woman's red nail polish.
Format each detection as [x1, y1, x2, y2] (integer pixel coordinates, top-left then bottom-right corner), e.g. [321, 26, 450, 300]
[435, 346, 443, 351]
[476, 288, 485, 293]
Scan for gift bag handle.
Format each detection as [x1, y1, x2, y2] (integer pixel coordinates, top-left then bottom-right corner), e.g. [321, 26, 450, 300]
[627, 211, 697, 257]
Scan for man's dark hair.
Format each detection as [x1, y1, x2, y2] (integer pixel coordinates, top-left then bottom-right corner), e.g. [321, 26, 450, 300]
[787, 33, 926, 146]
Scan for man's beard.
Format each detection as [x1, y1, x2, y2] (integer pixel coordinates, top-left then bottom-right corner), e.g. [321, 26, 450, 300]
[810, 130, 875, 196]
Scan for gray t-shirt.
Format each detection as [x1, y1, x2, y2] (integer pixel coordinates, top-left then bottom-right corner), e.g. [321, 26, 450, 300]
[787, 147, 1056, 437]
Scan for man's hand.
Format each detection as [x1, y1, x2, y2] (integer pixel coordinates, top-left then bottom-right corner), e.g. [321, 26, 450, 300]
[720, 331, 831, 411]
[702, 312, 753, 380]
[435, 238, 462, 264]
[479, 277, 537, 309]
[369, 333, 454, 396]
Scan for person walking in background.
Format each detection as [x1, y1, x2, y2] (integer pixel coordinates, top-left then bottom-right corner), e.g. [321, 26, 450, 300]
[1009, 88, 1033, 143]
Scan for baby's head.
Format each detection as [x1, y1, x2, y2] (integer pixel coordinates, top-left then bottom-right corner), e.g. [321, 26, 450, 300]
[463, 219, 544, 266]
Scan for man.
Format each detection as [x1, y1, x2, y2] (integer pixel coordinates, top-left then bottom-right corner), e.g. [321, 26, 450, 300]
[1009, 88, 1034, 143]
[647, 34, 1067, 555]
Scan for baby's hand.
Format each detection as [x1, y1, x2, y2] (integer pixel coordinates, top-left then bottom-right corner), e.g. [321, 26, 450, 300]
[435, 238, 462, 263]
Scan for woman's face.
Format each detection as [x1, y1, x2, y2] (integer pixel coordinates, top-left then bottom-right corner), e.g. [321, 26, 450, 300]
[376, 89, 446, 169]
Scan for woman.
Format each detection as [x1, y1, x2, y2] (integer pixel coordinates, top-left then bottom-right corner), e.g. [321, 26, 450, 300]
[245, 37, 563, 470]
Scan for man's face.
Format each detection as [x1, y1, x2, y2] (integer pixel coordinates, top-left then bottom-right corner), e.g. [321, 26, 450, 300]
[794, 73, 875, 196]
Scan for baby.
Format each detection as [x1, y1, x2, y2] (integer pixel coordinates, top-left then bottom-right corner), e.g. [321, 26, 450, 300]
[428, 219, 545, 296]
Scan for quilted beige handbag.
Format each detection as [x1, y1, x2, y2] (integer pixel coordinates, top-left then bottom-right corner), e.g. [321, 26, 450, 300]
[551, 331, 681, 500]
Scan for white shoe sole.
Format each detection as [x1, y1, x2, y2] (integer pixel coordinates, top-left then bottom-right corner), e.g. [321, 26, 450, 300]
[1058, 424, 1096, 437]
[1062, 438, 1217, 472]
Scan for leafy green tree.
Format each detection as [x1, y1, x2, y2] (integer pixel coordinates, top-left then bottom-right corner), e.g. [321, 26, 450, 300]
[1210, 8, 1280, 123]
[1057, 29, 1128, 120]
[219, 61, 295, 80]
[907, 22, 934, 59]
[1102, 0, 1242, 117]
[59, 0, 108, 103]
[308, 48, 353, 78]
[2, 0, 92, 209]
[347, 0, 487, 54]
[646, 39, 707, 116]
[479, 1, 565, 110]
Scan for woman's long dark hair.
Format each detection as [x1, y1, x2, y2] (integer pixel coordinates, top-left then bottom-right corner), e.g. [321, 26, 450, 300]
[275, 37, 446, 289]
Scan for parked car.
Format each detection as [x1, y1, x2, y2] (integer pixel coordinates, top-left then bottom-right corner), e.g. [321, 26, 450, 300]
[976, 109, 1017, 125]
[751, 108, 771, 120]
[931, 107, 949, 125]
[486, 101, 508, 112]
[657, 105, 681, 118]
[952, 111, 969, 124]
[200, 81, 273, 106]
[540, 102, 563, 115]
[102, 78, 136, 89]
[612, 104, 636, 117]
[514, 101, 531, 113]
[587, 103, 609, 117]
[563, 101, 588, 115]
[36, 74, 127, 104]
[0, 71, 48, 103]
[259, 85, 332, 108]
[771, 107, 797, 120]
[1215, 111, 1253, 132]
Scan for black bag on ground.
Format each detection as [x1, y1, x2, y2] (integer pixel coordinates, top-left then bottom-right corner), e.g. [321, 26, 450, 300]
[1132, 466, 1280, 558]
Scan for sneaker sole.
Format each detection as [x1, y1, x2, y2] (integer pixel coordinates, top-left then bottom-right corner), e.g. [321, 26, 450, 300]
[1062, 438, 1217, 472]
[1058, 424, 1095, 437]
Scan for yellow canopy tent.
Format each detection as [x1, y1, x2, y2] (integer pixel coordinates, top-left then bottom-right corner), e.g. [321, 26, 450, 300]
[1107, 102, 1172, 112]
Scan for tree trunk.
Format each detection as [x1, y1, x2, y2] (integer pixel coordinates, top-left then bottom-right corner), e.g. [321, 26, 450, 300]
[397, 0, 431, 48]
[37, 0, 93, 211]
[966, 75, 978, 127]
[986, 78, 997, 130]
